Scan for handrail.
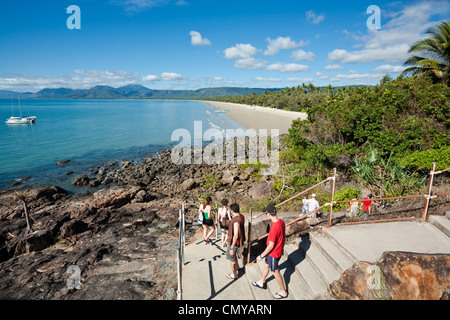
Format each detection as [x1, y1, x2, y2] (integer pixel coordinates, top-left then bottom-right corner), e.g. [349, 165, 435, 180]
[246, 162, 449, 247]
[176, 202, 185, 300]
[275, 176, 332, 208]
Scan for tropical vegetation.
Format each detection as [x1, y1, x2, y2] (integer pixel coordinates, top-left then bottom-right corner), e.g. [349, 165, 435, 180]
[207, 21, 450, 204]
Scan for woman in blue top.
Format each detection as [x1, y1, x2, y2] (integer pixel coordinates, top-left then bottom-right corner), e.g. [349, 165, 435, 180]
[200, 196, 215, 244]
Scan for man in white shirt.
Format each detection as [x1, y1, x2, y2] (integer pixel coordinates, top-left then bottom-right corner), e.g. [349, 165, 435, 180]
[307, 193, 320, 218]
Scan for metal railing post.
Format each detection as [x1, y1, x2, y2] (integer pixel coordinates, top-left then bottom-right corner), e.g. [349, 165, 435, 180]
[177, 207, 183, 300]
[327, 168, 336, 228]
[246, 207, 252, 265]
[422, 162, 436, 222]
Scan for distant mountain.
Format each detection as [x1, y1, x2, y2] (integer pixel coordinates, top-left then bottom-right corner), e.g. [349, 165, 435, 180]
[0, 85, 283, 99]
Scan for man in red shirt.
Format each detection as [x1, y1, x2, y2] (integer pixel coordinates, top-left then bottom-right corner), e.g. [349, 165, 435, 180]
[251, 204, 287, 299]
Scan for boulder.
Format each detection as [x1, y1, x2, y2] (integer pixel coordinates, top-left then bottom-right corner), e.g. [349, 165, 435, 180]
[180, 179, 196, 191]
[380, 251, 450, 300]
[329, 251, 450, 300]
[73, 175, 90, 186]
[248, 181, 272, 199]
[222, 170, 236, 185]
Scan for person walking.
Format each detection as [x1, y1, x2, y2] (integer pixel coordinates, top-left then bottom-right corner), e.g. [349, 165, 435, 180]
[307, 193, 320, 218]
[301, 196, 309, 215]
[251, 204, 288, 299]
[226, 203, 245, 280]
[347, 197, 359, 217]
[200, 196, 215, 244]
[359, 193, 373, 220]
[218, 198, 231, 248]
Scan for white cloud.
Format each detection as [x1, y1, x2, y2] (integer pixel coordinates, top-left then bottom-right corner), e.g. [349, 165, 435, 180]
[112, 0, 188, 13]
[286, 77, 314, 83]
[142, 74, 161, 81]
[263, 36, 308, 56]
[266, 63, 309, 73]
[291, 49, 315, 62]
[161, 72, 183, 80]
[73, 69, 139, 82]
[329, 45, 410, 63]
[328, 1, 450, 64]
[0, 70, 142, 92]
[315, 71, 384, 83]
[306, 10, 324, 24]
[254, 77, 282, 82]
[372, 64, 407, 73]
[189, 31, 211, 46]
[223, 43, 258, 60]
[233, 58, 266, 70]
[324, 64, 344, 71]
[335, 73, 383, 81]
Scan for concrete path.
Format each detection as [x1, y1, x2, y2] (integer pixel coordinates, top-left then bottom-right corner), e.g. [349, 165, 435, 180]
[182, 237, 254, 300]
[182, 215, 450, 300]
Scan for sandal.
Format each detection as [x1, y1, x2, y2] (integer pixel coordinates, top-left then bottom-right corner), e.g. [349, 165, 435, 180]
[251, 282, 265, 289]
[273, 292, 288, 299]
[226, 273, 238, 280]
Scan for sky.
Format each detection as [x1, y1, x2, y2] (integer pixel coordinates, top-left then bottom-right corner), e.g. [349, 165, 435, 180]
[0, 0, 449, 92]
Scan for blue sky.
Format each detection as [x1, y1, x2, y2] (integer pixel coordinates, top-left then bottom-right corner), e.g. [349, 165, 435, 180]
[0, 0, 449, 92]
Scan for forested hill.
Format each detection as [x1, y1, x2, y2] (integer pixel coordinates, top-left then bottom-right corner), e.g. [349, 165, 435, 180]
[0, 85, 283, 99]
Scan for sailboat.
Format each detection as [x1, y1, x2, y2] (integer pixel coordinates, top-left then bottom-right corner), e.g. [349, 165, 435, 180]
[5, 97, 36, 124]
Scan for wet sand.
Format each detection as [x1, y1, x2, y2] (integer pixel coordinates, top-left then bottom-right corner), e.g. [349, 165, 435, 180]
[202, 101, 308, 135]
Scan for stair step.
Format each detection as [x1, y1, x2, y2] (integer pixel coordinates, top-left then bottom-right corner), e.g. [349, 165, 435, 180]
[255, 256, 293, 300]
[310, 233, 355, 274]
[284, 243, 327, 299]
[245, 263, 274, 300]
[429, 215, 450, 238]
[297, 238, 342, 286]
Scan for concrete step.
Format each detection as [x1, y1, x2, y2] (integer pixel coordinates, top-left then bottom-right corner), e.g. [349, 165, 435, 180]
[310, 232, 355, 274]
[296, 237, 342, 286]
[245, 263, 274, 300]
[446, 211, 450, 220]
[429, 215, 450, 238]
[321, 228, 359, 264]
[284, 243, 327, 299]
[254, 255, 293, 300]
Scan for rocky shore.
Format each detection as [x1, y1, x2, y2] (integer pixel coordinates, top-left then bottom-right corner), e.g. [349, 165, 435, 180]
[0, 136, 281, 300]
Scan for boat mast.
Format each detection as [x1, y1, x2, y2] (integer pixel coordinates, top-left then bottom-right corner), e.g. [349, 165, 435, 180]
[18, 96, 22, 118]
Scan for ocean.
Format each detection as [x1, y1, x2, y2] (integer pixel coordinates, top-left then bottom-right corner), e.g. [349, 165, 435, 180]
[0, 99, 245, 193]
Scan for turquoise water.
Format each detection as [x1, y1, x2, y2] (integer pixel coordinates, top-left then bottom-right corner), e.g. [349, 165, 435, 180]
[0, 99, 244, 192]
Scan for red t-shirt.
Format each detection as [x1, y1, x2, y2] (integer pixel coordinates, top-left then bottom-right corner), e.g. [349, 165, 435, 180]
[267, 219, 285, 259]
[362, 197, 372, 212]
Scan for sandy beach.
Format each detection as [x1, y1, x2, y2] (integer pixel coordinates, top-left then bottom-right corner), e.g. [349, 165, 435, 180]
[202, 101, 308, 135]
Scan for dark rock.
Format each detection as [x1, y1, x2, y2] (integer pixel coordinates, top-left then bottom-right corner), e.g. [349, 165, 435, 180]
[248, 181, 272, 199]
[329, 251, 450, 300]
[73, 175, 90, 186]
[180, 179, 195, 191]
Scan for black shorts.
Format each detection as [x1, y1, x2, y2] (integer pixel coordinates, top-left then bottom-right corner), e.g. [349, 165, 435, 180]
[203, 218, 214, 226]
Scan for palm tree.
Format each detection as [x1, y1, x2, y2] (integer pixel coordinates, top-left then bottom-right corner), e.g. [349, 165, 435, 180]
[401, 21, 450, 85]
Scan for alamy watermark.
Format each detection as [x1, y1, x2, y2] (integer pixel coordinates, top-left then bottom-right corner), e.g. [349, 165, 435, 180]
[170, 121, 279, 175]
[367, 5, 381, 30]
[66, 265, 81, 290]
[67, 5, 81, 30]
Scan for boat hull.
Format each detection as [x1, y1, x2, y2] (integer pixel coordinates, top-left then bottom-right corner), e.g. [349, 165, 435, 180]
[5, 116, 36, 124]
